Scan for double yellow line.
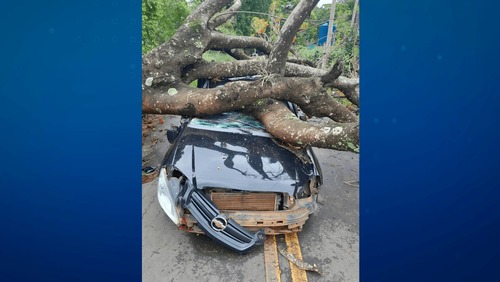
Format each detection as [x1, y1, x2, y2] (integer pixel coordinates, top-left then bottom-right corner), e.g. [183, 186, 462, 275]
[264, 233, 308, 282]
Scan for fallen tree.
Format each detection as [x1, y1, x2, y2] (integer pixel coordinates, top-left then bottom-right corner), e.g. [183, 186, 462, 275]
[142, 0, 359, 152]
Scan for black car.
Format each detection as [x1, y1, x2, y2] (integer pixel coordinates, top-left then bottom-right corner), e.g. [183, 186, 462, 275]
[157, 77, 322, 254]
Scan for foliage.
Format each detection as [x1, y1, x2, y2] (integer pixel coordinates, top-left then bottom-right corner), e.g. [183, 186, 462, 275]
[233, 0, 321, 45]
[234, 0, 273, 36]
[227, 0, 359, 75]
[331, 23, 358, 75]
[216, 18, 239, 36]
[186, 0, 204, 9]
[295, 45, 322, 63]
[304, 0, 359, 76]
[142, 0, 190, 54]
[330, 0, 359, 75]
[251, 17, 269, 35]
[202, 50, 236, 63]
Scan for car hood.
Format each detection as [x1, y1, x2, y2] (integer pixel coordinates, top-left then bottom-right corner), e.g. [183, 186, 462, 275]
[164, 127, 315, 196]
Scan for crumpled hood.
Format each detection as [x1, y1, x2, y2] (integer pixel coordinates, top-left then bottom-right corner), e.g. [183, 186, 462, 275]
[164, 127, 314, 196]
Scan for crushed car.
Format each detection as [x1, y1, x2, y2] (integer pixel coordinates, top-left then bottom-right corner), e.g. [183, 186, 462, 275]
[157, 77, 322, 254]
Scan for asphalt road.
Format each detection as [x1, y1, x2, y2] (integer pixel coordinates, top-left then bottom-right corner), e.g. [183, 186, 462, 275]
[142, 115, 359, 281]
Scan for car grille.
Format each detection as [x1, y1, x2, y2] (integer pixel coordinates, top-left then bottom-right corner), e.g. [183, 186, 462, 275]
[184, 189, 264, 253]
[209, 191, 278, 211]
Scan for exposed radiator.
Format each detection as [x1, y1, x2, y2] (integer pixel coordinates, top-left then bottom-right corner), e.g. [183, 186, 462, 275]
[210, 191, 277, 211]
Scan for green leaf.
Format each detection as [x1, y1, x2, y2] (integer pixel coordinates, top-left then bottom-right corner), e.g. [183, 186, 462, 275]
[167, 88, 178, 96]
[347, 142, 359, 153]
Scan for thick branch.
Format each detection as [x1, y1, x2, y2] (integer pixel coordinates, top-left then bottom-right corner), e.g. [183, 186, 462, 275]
[267, 0, 320, 75]
[332, 76, 359, 106]
[209, 32, 272, 54]
[247, 100, 359, 151]
[284, 62, 325, 77]
[299, 90, 357, 123]
[143, 77, 356, 123]
[186, 0, 233, 24]
[142, 0, 232, 89]
[287, 58, 316, 68]
[183, 60, 326, 83]
[321, 60, 343, 84]
[183, 60, 264, 83]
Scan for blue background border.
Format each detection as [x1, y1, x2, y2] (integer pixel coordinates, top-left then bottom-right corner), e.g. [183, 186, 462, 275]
[362, 0, 500, 281]
[0, 1, 142, 281]
[1, 0, 499, 281]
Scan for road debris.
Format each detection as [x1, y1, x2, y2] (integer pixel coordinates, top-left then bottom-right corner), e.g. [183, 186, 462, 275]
[343, 180, 359, 188]
[277, 245, 322, 276]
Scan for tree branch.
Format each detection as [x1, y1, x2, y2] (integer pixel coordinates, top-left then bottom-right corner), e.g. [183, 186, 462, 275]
[320, 60, 343, 84]
[267, 0, 320, 75]
[225, 48, 252, 60]
[187, 0, 233, 24]
[142, 1, 234, 89]
[208, 0, 242, 30]
[247, 99, 359, 151]
[182, 60, 264, 83]
[141, 0, 360, 151]
[287, 58, 316, 68]
[332, 76, 359, 106]
[209, 32, 273, 54]
[183, 60, 327, 83]
[143, 77, 356, 123]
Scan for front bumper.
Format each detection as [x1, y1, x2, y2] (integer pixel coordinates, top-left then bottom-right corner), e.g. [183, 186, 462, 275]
[183, 194, 318, 235]
[158, 169, 317, 254]
[158, 170, 265, 254]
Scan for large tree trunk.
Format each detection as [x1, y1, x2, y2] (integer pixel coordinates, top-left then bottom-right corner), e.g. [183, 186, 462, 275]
[142, 0, 359, 152]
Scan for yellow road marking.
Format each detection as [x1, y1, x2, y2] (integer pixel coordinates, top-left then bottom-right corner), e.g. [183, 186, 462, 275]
[264, 235, 281, 282]
[285, 232, 308, 282]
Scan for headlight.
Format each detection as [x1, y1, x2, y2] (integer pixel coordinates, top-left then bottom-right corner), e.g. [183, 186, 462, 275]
[157, 168, 183, 225]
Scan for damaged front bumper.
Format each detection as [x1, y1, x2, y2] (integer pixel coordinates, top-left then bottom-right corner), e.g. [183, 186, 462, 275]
[183, 194, 318, 235]
[158, 168, 265, 254]
[158, 167, 318, 254]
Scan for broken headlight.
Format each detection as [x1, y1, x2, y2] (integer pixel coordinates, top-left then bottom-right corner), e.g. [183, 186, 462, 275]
[157, 167, 184, 225]
[295, 181, 312, 199]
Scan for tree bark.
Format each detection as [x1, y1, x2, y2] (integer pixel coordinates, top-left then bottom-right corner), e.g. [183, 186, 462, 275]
[209, 32, 273, 54]
[247, 99, 358, 150]
[351, 0, 359, 28]
[208, 0, 242, 30]
[141, 0, 360, 152]
[267, 0, 320, 75]
[183, 60, 328, 83]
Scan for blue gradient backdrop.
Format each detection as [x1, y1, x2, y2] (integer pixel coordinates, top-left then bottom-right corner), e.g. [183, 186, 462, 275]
[0, 1, 142, 281]
[362, 0, 500, 281]
[1, 0, 500, 281]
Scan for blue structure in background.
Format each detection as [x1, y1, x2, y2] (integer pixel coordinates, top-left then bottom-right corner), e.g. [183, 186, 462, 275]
[318, 21, 336, 46]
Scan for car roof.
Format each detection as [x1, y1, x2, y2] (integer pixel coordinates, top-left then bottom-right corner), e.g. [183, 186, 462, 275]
[188, 111, 272, 138]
